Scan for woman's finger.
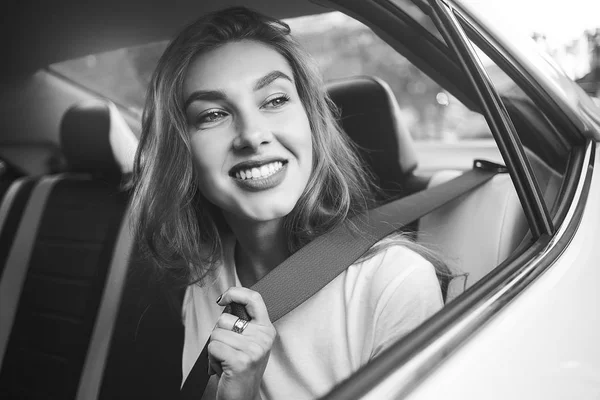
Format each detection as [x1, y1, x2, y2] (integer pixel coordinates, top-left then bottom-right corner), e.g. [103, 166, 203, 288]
[208, 351, 222, 377]
[215, 313, 246, 331]
[215, 312, 253, 332]
[207, 340, 252, 375]
[211, 326, 272, 354]
[217, 287, 270, 324]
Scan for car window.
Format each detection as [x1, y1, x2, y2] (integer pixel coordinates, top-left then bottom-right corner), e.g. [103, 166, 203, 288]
[49, 11, 490, 143]
[50, 42, 167, 120]
[288, 12, 490, 142]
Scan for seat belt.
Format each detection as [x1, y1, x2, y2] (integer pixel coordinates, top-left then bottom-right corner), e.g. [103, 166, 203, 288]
[180, 160, 506, 399]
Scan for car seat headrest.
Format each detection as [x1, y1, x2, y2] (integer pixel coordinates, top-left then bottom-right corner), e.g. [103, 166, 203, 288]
[60, 100, 138, 177]
[326, 76, 418, 193]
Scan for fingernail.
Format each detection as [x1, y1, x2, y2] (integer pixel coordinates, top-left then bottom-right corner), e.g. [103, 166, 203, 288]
[216, 294, 222, 304]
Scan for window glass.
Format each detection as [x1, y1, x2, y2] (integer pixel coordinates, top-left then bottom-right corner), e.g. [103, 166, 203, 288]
[49, 12, 490, 142]
[288, 12, 490, 141]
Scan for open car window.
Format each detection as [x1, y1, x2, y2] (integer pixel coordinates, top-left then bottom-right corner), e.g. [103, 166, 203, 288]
[288, 12, 489, 142]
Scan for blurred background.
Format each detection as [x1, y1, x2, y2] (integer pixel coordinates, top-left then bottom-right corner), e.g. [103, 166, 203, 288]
[462, 0, 600, 96]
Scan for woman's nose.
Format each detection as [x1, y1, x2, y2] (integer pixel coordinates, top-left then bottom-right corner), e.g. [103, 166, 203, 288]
[232, 112, 271, 151]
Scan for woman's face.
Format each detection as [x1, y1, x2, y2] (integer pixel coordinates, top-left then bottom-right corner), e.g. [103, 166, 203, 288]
[183, 40, 313, 224]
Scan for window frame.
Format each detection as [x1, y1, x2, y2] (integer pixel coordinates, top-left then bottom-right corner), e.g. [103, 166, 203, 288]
[427, 0, 553, 239]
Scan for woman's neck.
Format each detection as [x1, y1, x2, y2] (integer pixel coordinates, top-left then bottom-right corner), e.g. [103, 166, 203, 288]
[224, 215, 290, 287]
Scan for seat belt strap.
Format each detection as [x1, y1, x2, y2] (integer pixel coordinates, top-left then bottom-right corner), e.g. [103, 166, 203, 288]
[254, 163, 504, 322]
[180, 162, 504, 399]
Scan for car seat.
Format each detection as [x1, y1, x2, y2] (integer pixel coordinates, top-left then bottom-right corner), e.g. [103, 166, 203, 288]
[326, 75, 429, 198]
[0, 100, 136, 399]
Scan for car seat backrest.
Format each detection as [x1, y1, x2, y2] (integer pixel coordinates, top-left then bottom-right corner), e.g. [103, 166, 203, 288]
[418, 149, 562, 300]
[326, 76, 427, 197]
[60, 101, 137, 177]
[0, 178, 37, 278]
[0, 100, 137, 399]
[97, 247, 185, 400]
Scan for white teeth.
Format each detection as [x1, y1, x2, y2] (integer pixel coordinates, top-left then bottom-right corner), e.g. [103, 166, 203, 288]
[234, 161, 284, 180]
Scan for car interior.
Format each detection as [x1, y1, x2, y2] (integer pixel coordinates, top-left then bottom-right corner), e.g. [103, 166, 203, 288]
[0, 75, 565, 399]
[0, 0, 575, 398]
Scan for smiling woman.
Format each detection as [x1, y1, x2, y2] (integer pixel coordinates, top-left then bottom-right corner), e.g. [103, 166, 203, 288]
[128, 6, 447, 400]
[1, 0, 599, 399]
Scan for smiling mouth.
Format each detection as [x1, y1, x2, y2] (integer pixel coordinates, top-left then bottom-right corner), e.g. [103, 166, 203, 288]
[230, 160, 288, 181]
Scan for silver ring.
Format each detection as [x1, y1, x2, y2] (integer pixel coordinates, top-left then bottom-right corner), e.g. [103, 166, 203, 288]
[232, 317, 250, 334]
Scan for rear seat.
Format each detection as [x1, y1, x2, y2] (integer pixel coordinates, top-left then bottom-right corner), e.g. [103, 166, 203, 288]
[0, 100, 137, 399]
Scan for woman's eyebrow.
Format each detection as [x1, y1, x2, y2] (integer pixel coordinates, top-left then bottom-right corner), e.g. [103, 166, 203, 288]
[184, 71, 292, 110]
[254, 70, 293, 91]
[184, 90, 227, 110]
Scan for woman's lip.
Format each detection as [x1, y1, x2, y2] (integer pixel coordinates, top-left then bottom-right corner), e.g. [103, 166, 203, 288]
[232, 163, 287, 192]
[229, 158, 287, 176]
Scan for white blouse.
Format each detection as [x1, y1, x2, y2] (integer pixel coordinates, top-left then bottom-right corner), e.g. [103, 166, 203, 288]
[182, 237, 443, 399]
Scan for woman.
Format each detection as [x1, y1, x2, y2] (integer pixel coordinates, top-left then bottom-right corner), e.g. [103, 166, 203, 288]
[131, 6, 445, 400]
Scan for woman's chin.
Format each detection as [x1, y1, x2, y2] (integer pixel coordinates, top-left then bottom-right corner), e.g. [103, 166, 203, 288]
[244, 209, 291, 224]
[229, 203, 295, 225]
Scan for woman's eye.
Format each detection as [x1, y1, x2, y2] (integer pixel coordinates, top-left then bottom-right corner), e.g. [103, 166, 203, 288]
[263, 95, 290, 109]
[197, 110, 227, 126]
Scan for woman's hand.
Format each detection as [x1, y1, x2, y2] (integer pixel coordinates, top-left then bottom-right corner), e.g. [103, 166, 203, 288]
[208, 287, 276, 400]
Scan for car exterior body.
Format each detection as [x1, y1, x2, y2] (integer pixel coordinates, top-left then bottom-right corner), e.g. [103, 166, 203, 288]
[1, 0, 599, 399]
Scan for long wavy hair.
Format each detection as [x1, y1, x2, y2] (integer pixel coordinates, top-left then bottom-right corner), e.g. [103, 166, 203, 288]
[131, 6, 451, 297]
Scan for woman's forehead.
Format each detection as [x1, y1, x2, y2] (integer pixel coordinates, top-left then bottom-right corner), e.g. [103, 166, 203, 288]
[183, 40, 295, 96]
